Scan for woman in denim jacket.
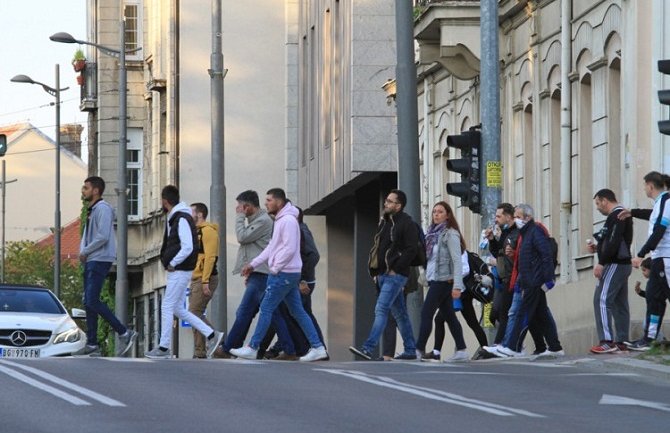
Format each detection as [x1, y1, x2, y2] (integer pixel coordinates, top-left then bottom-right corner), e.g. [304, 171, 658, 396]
[416, 201, 469, 362]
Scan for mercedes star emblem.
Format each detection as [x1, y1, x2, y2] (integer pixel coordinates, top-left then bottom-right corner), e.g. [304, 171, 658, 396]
[10, 330, 28, 346]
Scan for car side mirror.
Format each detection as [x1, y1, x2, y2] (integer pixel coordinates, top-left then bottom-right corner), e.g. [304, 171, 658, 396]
[71, 308, 87, 319]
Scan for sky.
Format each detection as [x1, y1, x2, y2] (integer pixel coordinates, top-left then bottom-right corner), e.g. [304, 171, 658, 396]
[0, 0, 87, 144]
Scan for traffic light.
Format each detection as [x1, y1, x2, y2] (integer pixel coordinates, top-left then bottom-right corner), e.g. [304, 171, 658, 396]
[0, 134, 6, 157]
[659, 60, 670, 135]
[445, 128, 481, 213]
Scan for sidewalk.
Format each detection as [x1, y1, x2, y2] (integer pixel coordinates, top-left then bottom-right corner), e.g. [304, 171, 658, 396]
[597, 350, 670, 382]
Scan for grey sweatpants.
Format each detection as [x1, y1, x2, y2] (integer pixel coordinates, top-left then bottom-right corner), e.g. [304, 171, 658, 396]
[594, 263, 631, 343]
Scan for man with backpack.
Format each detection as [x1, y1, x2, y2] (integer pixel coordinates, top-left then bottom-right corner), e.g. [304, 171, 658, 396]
[489, 203, 563, 358]
[349, 189, 419, 360]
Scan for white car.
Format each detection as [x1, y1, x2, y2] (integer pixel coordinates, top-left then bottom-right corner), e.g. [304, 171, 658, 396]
[0, 284, 86, 358]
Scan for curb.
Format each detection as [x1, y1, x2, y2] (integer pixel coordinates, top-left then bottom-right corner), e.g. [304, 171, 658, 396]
[601, 356, 670, 381]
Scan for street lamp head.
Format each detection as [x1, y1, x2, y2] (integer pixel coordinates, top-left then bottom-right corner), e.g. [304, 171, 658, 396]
[10, 74, 35, 85]
[50, 32, 79, 44]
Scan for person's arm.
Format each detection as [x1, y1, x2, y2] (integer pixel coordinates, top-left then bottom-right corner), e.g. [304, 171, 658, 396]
[446, 231, 464, 291]
[170, 217, 194, 267]
[201, 226, 219, 283]
[266, 219, 301, 274]
[599, 216, 628, 264]
[631, 208, 652, 220]
[236, 212, 272, 244]
[80, 207, 113, 256]
[533, 227, 554, 284]
[389, 219, 419, 273]
[637, 197, 670, 257]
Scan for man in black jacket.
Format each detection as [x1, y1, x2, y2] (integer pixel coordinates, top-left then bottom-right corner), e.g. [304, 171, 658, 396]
[587, 189, 633, 353]
[349, 189, 419, 360]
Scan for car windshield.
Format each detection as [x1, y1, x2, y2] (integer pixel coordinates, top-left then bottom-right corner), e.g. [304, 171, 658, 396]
[0, 288, 64, 314]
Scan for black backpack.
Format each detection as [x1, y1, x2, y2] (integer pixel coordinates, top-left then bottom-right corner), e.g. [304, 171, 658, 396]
[464, 251, 494, 304]
[410, 222, 427, 268]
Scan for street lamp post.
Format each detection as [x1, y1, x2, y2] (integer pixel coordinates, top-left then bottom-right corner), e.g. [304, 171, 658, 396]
[50, 23, 139, 332]
[11, 67, 68, 298]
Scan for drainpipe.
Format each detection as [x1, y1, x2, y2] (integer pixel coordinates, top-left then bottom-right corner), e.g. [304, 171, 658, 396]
[559, 0, 572, 282]
[423, 77, 432, 229]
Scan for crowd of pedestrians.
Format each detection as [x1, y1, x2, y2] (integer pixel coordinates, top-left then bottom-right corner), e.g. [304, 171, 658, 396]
[75, 170, 670, 361]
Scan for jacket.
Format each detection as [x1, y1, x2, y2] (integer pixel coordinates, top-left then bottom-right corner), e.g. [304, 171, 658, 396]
[192, 222, 219, 283]
[233, 209, 273, 275]
[160, 202, 198, 271]
[488, 224, 518, 283]
[425, 227, 464, 290]
[300, 222, 320, 283]
[79, 199, 116, 263]
[368, 210, 419, 278]
[250, 202, 302, 274]
[517, 219, 554, 289]
[595, 206, 632, 265]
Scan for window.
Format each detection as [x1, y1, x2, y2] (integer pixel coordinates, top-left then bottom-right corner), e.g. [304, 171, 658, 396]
[124, 1, 143, 60]
[127, 127, 143, 219]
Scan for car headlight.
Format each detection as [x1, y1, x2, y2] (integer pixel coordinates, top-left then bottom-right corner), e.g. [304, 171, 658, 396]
[53, 327, 82, 344]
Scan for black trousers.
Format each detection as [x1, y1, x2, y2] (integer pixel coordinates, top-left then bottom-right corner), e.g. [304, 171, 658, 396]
[507, 285, 562, 353]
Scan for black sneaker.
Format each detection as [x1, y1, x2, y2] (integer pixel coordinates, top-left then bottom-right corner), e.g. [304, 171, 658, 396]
[420, 351, 440, 362]
[628, 339, 652, 352]
[472, 347, 497, 360]
[349, 346, 373, 360]
[393, 351, 418, 360]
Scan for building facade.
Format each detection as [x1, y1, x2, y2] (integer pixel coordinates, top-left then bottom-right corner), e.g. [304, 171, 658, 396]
[293, 0, 670, 356]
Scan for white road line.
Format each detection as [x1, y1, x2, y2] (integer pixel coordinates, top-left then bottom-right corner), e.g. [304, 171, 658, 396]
[599, 394, 670, 412]
[317, 369, 544, 417]
[0, 360, 124, 407]
[0, 364, 90, 406]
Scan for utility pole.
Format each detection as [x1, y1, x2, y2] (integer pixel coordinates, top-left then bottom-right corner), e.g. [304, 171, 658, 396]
[394, 0, 422, 333]
[479, 0, 502, 230]
[209, 0, 227, 332]
[0, 161, 18, 283]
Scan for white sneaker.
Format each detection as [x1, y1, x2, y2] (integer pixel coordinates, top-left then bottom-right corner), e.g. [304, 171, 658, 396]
[230, 345, 258, 360]
[299, 346, 329, 362]
[445, 350, 469, 363]
[496, 346, 525, 358]
[535, 349, 565, 359]
[206, 331, 225, 358]
[483, 345, 507, 358]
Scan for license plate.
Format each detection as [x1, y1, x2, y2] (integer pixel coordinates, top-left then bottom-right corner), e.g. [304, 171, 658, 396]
[0, 348, 40, 358]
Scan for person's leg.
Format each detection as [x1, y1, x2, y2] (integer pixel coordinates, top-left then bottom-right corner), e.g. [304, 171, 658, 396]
[172, 271, 215, 338]
[501, 291, 522, 348]
[433, 310, 446, 352]
[609, 264, 631, 344]
[594, 264, 616, 343]
[302, 284, 325, 346]
[222, 273, 265, 351]
[249, 274, 294, 349]
[459, 290, 488, 347]
[83, 261, 127, 345]
[436, 289, 466, 351]
[283, 274, 324, 348]
[188, 278, 211, 357]
[388, 276, 416, 354]
[159, 271, 183, 349]
[272, 305, 297, 355]
[507, 286, 542, 353]
[493, 288, 513, 345]
[416, 281, 450, 352]
[382, 313, 397, 358]
[362, 274, 404, 353]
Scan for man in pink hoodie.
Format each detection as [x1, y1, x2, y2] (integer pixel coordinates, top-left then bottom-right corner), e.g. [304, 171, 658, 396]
[230, 188, 329, 362]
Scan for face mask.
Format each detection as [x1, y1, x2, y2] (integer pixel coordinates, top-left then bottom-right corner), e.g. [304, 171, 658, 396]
[514, 218, 526, 229]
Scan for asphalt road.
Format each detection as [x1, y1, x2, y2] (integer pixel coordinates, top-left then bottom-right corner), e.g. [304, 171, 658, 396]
[0, 355, 669, 433]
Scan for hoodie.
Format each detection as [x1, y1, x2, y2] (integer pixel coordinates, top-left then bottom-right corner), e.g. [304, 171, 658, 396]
[160, 202, 198, 270]
[192, 221, 219, 283]
[250, 202, 302, 274]
[80, 199, 116, 263]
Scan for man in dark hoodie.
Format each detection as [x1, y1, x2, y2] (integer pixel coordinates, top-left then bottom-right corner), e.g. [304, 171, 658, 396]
[587, 189, 633, 353]
[349, 189, 419, 361]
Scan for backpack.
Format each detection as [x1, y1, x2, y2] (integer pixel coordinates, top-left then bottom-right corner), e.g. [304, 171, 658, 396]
[410, 221, 427, 268]
[464, 251, 494, 304]
[548, 236, 559, 271]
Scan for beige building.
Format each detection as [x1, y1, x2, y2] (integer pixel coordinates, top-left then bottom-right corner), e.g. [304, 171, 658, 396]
[0, 123, 87, 242]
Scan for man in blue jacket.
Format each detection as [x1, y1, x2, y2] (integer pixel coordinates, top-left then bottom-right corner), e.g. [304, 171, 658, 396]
[494, 203, 563, 357]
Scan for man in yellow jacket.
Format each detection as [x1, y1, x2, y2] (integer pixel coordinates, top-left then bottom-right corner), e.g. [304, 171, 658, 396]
[189, 202, 219, 358]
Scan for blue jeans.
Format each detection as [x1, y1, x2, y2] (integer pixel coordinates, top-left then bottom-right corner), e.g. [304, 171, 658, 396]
[83, 261, 126, 345]
[363, 273, 416, 354]
[223, 273, 294, 353]
[249, 272, 323, 350]
[502, 291, 523, 348]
